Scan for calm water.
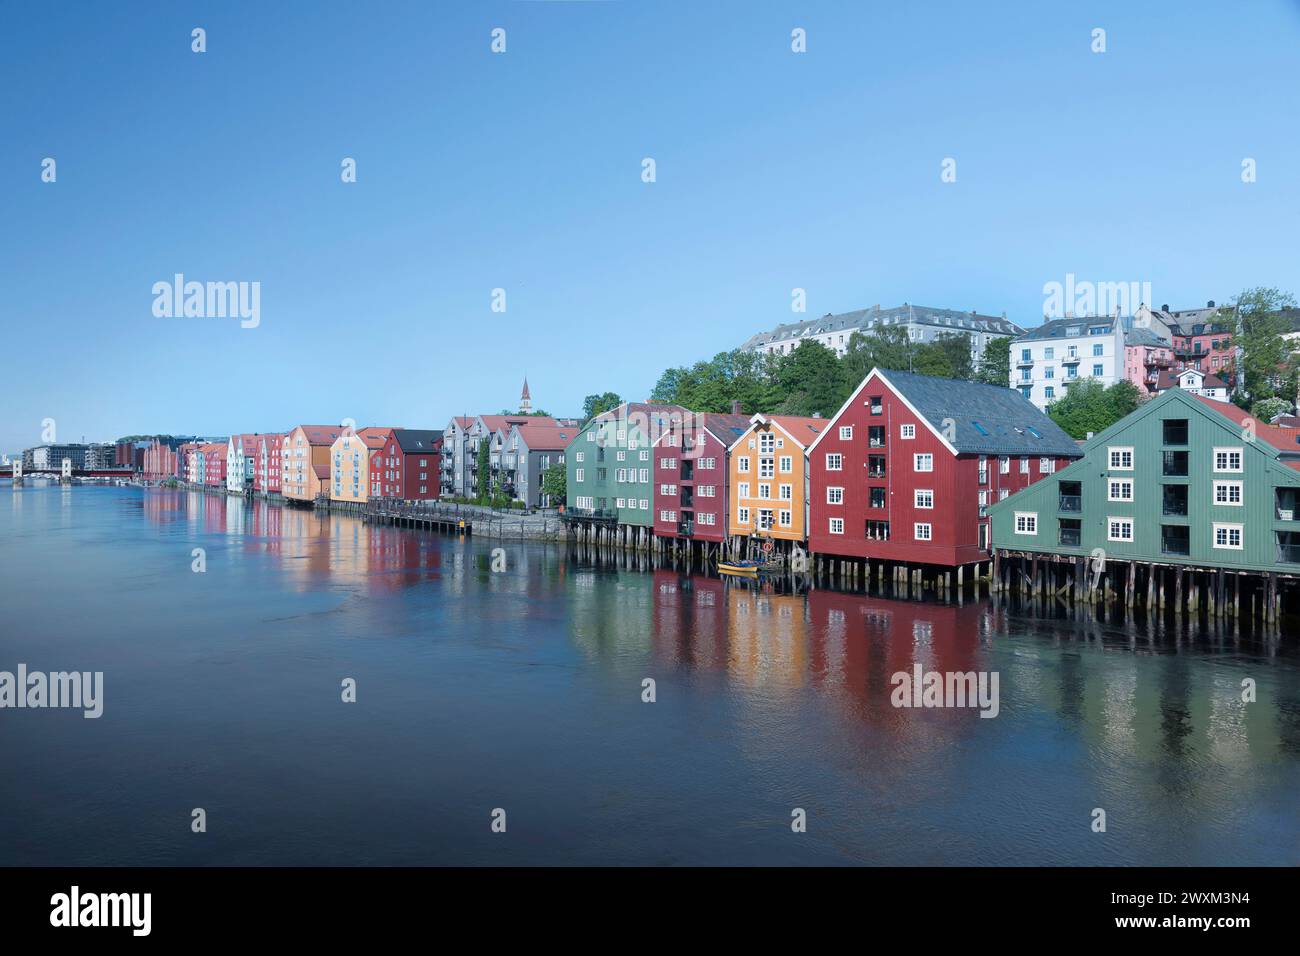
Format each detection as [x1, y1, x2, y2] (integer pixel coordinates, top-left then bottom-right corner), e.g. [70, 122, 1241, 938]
[2, 482, 1298, 866]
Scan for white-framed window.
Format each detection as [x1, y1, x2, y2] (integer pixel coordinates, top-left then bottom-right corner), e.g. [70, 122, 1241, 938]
[699, 512, 715, 526]
[737, 457, 750, 473]
[1213, 480, 1243, 505]
[658, 509, 673, 521]
[700, 457, 716, 469]
[1212, 447, 1243, 473]
[1014, 512, 1037, 535]
[829, 517, 844, 535]
[914, 453, 933, 472]
[826, 453, 843, 471]
[617, 498, 626, 508]
[738, 481, 750, 499]
[839, 426, 853, 440]
[1107, 479, 1133, 502]
[779, 509, 791, 527]
[659, 457, 675, 468]
[1212, 522, 1243, 550]
[779, 483, 792, 500]
[616, 468, 627, 483]
[587, 431, 595, 443]
[639, 469, 649, 482]
[914, 522, 932, 541]
[999, 456, 1010, 474]
[575, 468, 585, 482]
[1107, 517, 1134, 542]
[1019, 457, 1029, 474]
[699, 485, 715, 498]
[900, 424, 915, 439]
[575, 451, 585, 463]
[1108, 446, 1134, 470]
[616, 450, 626, 461]
[639, 499, 648, 510]
[826, 486, 844, 504]
[779, 455, 793, 473]
[737, 507, 750, 524]
[1039, 457, 1053, 474]
[758, 483, 771, 499]
[914, 489, 933, 509]
[640, 450, 650, 461]
[759, 458, 774, 479]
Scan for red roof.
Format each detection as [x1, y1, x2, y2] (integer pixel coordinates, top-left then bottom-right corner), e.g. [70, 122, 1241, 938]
[513, 424, 576, 450]
[765, 415, 826, 448]
[294, 425, 343, 445]
[1192, 395, 1300, 461]
[354, 426, 391, 449]
[480, 414, 559, 433]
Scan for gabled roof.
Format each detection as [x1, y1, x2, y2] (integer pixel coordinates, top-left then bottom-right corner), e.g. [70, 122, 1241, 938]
[1156, 368, 1228, 391]
[511, 424, 574, 450]
[740, 303, 1023, 350]
[1124, 327, 1170, 348]
[294, 425, 343, 445]
[701, 413, 754, 446]
[1015, 316, 1124, 342]
[1191, 395, 1300, 460]
[588, 403, 691, 435]
[730, 413, 824, 451]
[814, 368, 1081, 458]
[391, 429, 442, 452]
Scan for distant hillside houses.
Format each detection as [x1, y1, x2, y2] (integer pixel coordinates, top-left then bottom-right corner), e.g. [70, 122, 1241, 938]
[740, 303, 1024, 365]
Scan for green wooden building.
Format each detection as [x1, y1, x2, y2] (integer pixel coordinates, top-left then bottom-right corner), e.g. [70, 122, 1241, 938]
[566, 402, 689, 541]
[987, 389, 1300, 615]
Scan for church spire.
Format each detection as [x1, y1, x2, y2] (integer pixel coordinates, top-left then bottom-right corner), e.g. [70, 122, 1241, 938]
[519, 377, 532, 414]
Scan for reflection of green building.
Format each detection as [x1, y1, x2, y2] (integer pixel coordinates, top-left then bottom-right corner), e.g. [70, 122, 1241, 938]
[566, 403, 688, 528]
[988, 389, 1300, 573]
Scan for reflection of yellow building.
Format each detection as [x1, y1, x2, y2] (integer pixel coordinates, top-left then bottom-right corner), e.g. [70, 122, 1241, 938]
[724, 586, 809, 689]
[330, 427, 388, 504]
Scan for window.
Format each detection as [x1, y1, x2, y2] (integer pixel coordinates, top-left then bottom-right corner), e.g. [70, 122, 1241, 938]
[1108, 447, 1134, 470]
[779, 455, 793, 473]
[1039, 457, 1053, 474]
[825, 453, 843, 471]
[700, 457, 716, 469]
[1092, 343, 1103, 357]
[758, 483, 771, 499]
[1014, 512, 1037, 534]
[914, 453, 933, 472]
[639, 499, 648, 510]
[779, 510, 791, 527]
[617, 498, 626, 509]
[869, 397, 882, 415]
[759, 458, 775, 479]
[999, 456, 1010, 474]
[1212, 447, 1243, 472]
[1020, 348, 1031, 362]
[1019, 457, 1029, 474]
[914, 523, 932, 541]
[639, 469, 649, 483]
[640, 451, 650, 461]
[827, 486, 844, 504]
[914, 489, 933, 509]
[1108, 479, 1133, 501]
[869, 487, 886, 508]
[737, 507, 750, 524]
[1107, 517, 1134, 542]
[737, 457, 750, 473]
[900, 424, 915, 439]
[839, 426, 853, 440]
[829, 517, 844, 535]
[616, 451, 626, 461]
[1092, 363, 1104, 376]
[779, 483, 792, 500]
[1044, 347, 1054, 360]
[575, 468, 584, 482]
[659, 457, 674, 468]
[1212, 522, 1243, 550]
[1044, 367, 1054, 380]
[759, 433, 775, 453]
[737, 482, 749, 499]
[1213, 481, 1243, 505]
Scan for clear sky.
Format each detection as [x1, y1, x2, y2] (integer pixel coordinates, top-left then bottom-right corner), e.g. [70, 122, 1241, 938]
[3, 0, 1298, 452]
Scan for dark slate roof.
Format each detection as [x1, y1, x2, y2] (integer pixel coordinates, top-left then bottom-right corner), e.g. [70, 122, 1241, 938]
[1124, 327, 1169, 347]
[701, 413, 754, 445]
[740, 303, 1023, 350]
[391, 429, 443, 452]
[880, 369, 1082, 457]
[1015, 316, 1123, 341]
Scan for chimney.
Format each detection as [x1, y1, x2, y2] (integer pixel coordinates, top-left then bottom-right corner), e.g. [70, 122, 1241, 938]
[1161, 303, 1169, 312]
[730, 400, 743, 415]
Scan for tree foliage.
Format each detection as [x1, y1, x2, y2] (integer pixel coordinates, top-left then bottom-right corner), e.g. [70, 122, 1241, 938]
[1045, 379, 1142, 440]
[475, 438, 490, 500]
[540, 463, 566, 503]
[1232, 287, 1298, 406]
[975, 336, 1012, 386]
[1250, 397, 1292, 422]
[582, 392, 622, 422]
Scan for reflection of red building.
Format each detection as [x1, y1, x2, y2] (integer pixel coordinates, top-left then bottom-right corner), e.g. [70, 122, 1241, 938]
[142, 439, 180, 480]
[650, 570, 730, 669]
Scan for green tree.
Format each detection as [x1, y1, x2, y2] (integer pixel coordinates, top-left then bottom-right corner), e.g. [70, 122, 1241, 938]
[772, 339, 847, 417]
[1046, 379, 1142, 440]
[474, 438, 490, 500]
[975, 336, 1013, 386]
[1251, 397, 1292, 422]
[582, 392, 622, 422]
[1233, 287, 1298, 405]
[842, 326, 916, 382]
[540, 463, 566, 504]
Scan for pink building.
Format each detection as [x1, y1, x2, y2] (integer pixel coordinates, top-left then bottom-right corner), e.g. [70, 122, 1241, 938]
[1123, 327, 1176, 396]
[256, 433, 283, 495]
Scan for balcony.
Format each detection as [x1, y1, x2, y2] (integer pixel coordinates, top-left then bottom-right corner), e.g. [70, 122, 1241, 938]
[1162, 419, 1189, 445]
[1162, 451, 1189, 477]
[1145, 355, 1173, 368]
[1278, 533, 1300, 563]
[1162, 485, 1189, 517]
[1277, 491, 1299, 522]
[868, 455, 886, 479]
[865, 520, 890, 541]
[677, 520, 694, 537]
[1058, 520, 1081, 547]
[680, 461, 694, 481]
[1061, 354, 1080, 365]
[868, 427, 886, 448]
[679, 490, 694, 509]
[1015, 356, 1034, 368]
[1162, 526, 1191, 557]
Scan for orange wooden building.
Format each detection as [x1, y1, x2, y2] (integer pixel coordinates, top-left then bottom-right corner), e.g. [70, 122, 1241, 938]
[725, 414, 825, 555]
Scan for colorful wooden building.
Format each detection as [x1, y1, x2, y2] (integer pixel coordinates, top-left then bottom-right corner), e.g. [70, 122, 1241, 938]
[256, 433, 283, 496]
[986, 388, 1300, 618]
[726, 414, 825, 555]
[282, 425, 342, 505]
[200, 443, 227, 488]
[330, 427, 390, 504]
[226, 434, 261, 493]
[652, 412, 752, 560]
[807, 368, 1081, 572]
[371, 429, 443, 502]
[566, 403, 689, 546]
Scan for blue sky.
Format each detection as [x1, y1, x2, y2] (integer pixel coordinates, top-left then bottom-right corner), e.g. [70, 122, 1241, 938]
[3, 0, 1298, 452]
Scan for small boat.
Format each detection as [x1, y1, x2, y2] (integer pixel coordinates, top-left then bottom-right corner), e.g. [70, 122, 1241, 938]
[718, 559, 767, 576]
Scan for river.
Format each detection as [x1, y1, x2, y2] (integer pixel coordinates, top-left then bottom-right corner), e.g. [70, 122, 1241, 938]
[1, 483, 1297, 865]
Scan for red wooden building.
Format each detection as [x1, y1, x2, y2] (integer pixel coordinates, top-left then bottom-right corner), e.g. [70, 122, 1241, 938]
[807, 368, 1082, 570]
[201, 442, 227, 488]
[651, 411, 751, 558]
[370, 428, 444, 501]
[255, 433, 283, 495]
